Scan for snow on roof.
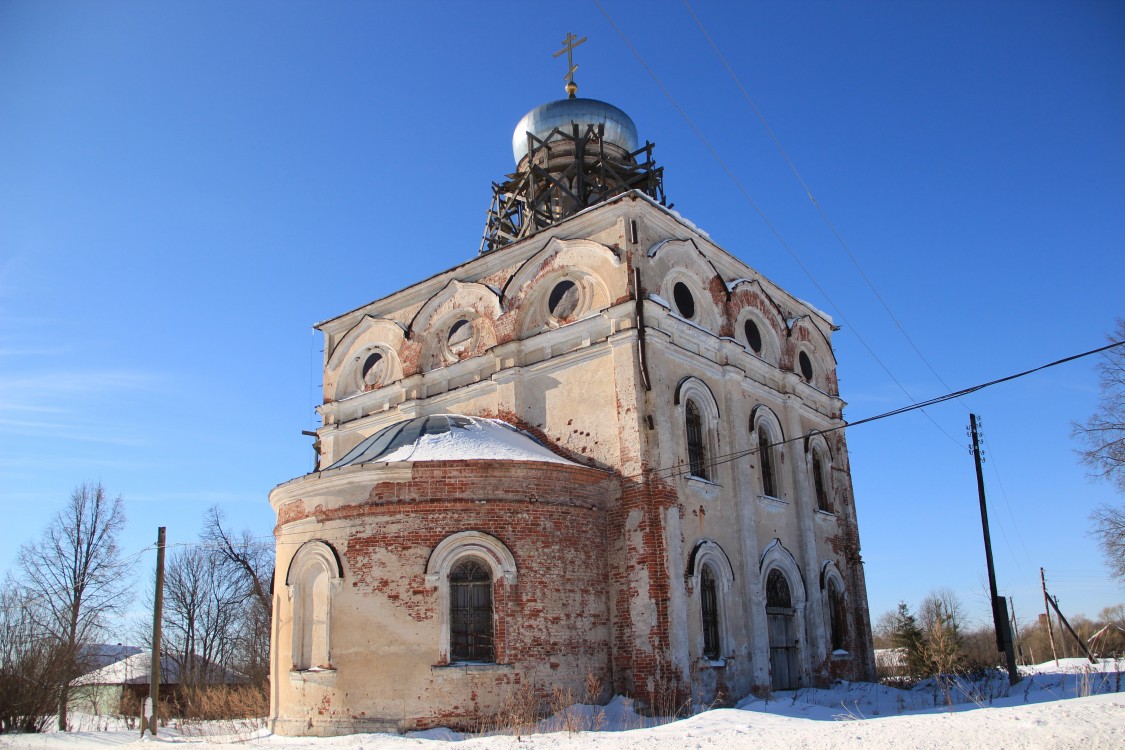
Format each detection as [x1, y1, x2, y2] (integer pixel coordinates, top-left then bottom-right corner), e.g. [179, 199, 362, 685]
[78, 643, 144, 671]
[74, 652, 247, 686]
[326, 415, 578, 470]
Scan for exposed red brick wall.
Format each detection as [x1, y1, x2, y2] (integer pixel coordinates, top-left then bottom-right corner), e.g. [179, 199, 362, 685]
[821, 433, 875, 681]
[277, 456, 699, 719]
[281, 460, 621, 725]
[607, 473, 682, 708]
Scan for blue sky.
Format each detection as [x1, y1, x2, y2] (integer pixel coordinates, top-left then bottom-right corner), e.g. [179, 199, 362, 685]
[2, 0, 1123, 632]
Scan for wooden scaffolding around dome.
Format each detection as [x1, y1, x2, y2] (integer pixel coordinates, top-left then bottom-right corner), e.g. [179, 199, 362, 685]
[480, 122, 666, 254]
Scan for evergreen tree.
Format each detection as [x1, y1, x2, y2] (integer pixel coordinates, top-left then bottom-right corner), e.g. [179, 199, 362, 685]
[890, 601, 928, 679]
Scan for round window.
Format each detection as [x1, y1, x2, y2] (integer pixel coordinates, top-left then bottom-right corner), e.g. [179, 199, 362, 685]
[447, 319, 474, 357]
[548, 279, 579, 320]
[744, 319, 763, 354]
[361, 351, 385, 387]
[672, 282, 696, 319]
[799, 351, 814, 382]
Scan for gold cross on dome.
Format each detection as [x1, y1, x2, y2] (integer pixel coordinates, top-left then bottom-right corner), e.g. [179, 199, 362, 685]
[553, 32, 587, 88]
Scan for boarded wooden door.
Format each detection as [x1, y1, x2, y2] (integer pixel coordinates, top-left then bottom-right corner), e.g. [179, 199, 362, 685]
[767, 608, 798, 690]
[765, 568, 799, 690]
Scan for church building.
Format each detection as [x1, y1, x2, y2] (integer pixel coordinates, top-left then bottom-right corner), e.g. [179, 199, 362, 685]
[268, 46, 875, 736]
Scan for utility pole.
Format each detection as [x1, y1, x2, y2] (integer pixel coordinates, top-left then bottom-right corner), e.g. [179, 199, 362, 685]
[969, 414, 1019, 685]
[141, 527, 166, 737]
[1041, 567, 1059, 665]
[1044, 590, 1097, 664]
[1009, 596, 1023, 665]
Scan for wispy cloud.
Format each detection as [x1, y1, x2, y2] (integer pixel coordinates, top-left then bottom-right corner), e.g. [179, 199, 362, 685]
[0, 369, 156, 397]
[127, 490, 264, 506]
[0, 368, 161, 447]
[0, 345, 78, 358]
[0, 454, 165, 475]
[0, 402, 66, 414]
[0, 417, 147, 446]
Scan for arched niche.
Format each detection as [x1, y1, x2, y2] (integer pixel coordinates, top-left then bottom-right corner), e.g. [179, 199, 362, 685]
[759, 539, 806, 607]
[786, 317, 836, 392]
[285, 540, 344, 672]
[325, 316, 407, 400]
[645, 238, 724, 334]
[408, 281, 502, 370]
[505, 237, 623, 336]
[728, 279, 785, 366]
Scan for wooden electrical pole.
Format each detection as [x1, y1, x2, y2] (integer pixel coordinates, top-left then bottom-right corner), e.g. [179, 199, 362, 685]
[969, 414, 1019, 685]
[1009, 596, 1023, 665]
[1044, 590, 1097, 664]
[1041, 567, 1059, 665]
[141, 527, 166, 737]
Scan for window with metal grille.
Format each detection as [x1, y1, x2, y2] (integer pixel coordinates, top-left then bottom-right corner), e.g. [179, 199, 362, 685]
[701, 565, 721, 660]
[766, 569, 792, 609]
[828, 580, 847, 651]
[449, 558, 493, 662]
[759, 427, 777, 497]
[686, 399, 709, 480]
[813, 450, 831, 512]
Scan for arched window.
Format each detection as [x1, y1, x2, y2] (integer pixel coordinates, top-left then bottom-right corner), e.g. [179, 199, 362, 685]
[744, 318, 763, 354]
[688, 539, 734, 664]
[759, 426, 777, 498]
[798, 350, 814, 383]
[700, 564, 721, 660]
[812, 448, 831, 512]
[286, 540, 343, 672]
[686, 399, 709, 480]
[425, 531, 516, 665]
[766, 568, 792, 609]
[449, 557, 494, 663]
[827, 579, 848, 652]
[676, 378, 719, 483]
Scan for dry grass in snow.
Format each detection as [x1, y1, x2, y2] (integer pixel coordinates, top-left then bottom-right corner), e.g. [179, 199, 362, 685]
[0, 659, 1122, 749]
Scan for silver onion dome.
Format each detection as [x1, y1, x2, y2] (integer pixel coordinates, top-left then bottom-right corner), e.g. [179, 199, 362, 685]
[512, 97, 639, 164]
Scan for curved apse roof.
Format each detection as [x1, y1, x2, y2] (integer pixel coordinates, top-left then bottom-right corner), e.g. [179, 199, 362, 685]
[325, 414, 578, 470]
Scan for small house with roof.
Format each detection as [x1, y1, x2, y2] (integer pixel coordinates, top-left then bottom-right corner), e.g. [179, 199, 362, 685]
[70, 651, 247, 716]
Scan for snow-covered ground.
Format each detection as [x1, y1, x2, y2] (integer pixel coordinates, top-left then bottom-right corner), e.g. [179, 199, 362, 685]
[2, 659, 1122, 749]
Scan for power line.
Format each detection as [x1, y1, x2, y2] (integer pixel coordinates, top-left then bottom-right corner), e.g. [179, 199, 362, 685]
[979, 430, 1036, 584]
[8, 341, 1113, 609]
[177, 340, 1125, 535]
[681, 0, 969, 413]
[656, 339, 1125, 481]
[593, 0, 963, 449]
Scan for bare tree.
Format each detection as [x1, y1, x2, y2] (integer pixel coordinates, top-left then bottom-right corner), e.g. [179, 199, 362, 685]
[1091, 504, 1125, 582]
[201, 507, 272, 614]
[1074, 323, 1125, 582]
[200, 507, 273, 682]
[872, 609, 898, 649]
[1073, 320, 1125, 491]
[0, 581, 68, 733]
[918, 588, 966, 633]
[162, 546, 245, 686]
[1099, 603, 1125, 628]
[16, 482, 129, 730]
